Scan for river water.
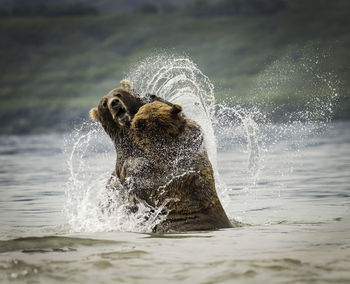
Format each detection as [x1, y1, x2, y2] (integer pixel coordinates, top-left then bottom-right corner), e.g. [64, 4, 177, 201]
[0, 121, 349, 283]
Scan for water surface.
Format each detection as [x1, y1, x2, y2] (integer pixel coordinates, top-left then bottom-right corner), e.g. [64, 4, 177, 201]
[0, 122, 349, 283]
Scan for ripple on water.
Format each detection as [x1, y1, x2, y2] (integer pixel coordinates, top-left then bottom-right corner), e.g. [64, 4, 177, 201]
[0, 236, 122, 253]
[0, 54, 349, 283]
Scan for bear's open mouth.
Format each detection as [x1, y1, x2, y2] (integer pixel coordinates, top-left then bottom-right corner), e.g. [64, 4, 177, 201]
[115, 105, 126, 116]
[118, 112, 131, 126]
[108, 97, 132, 127]
[110, 100, 125, 118]
[112, 105, 131, 126]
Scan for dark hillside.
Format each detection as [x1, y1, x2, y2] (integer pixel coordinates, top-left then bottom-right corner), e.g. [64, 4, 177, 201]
[0, 0, 349, 133]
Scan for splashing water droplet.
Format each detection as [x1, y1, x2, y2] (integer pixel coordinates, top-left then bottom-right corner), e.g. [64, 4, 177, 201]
[64, 52, 339, 232]
[128, 54, 217, 166]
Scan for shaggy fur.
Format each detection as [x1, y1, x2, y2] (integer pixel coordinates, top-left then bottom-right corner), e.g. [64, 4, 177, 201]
[89, 81, 168, 179]
[131, 102, 204, 161]
[90, 84, 145, 179]
[129, 101, 233, 232]
[90, 81, 232, 232]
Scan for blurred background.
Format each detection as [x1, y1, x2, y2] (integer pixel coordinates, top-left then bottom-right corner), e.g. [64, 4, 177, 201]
[0, 0, 349, 134]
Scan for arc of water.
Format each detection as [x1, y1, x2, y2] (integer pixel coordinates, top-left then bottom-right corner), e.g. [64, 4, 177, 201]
[132, 56, 216, 120]
[216, 105, 261, 179]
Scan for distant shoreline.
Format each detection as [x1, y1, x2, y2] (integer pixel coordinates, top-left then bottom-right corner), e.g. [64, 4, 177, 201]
[1, 1, 349, 134]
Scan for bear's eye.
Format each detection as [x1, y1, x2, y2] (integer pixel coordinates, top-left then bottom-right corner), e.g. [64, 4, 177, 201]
[102, 99, 107, 108]
[115, 93, 122, 98]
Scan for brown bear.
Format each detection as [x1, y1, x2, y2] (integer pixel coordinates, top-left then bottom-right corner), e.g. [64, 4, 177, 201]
[90, 80, 168, 179]
[90, 81, 232, 232]
[127, 101, 233, 232]
[89, 80, 175, 222]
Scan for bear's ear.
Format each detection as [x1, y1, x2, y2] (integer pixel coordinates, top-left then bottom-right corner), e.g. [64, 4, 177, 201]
[171, 104, 182, 116]
[90, 107, 100, 122]
[120, 79, 132, 90]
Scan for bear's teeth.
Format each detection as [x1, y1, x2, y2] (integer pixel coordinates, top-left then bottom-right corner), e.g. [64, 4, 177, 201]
[118, 112, 131, 126]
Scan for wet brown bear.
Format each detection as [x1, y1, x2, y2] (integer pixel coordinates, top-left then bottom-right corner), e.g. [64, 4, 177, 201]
[89, 80, 166, 179]
[128, 101, 233, 232]
[90, 81, 232, 232]
[89, 80, 175, 222]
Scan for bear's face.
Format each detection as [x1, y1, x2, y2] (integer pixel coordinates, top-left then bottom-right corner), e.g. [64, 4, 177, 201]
[131, 101, 184, 153]
[90, 87, 143, 136]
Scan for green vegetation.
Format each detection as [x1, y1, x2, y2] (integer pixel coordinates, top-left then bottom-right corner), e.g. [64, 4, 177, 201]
[0, 0, 349, 134]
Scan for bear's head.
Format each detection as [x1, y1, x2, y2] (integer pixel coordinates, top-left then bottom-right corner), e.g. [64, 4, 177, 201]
[131, 101, 203, 159]
[90, 80, 143, 137]
[131, 101, 184, 145]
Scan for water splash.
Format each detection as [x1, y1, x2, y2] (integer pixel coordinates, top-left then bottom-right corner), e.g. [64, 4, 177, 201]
[64, 122, 170, 232]
[128, 54, 217, 166]
[64, 52, 338, 232]
[251, 50, 339, 170]
[64, 122, 113, 232]
[217, 50, 339, 221]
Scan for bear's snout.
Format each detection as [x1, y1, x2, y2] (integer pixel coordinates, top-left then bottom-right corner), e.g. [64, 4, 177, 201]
[110, 99, 121, 110]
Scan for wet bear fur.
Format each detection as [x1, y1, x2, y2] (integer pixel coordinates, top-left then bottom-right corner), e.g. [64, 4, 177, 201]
[89, 80, 168, 179]
[89, 80, 175, 223]
[128, 101, 233, 232]
[90, 80, 232, 232]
